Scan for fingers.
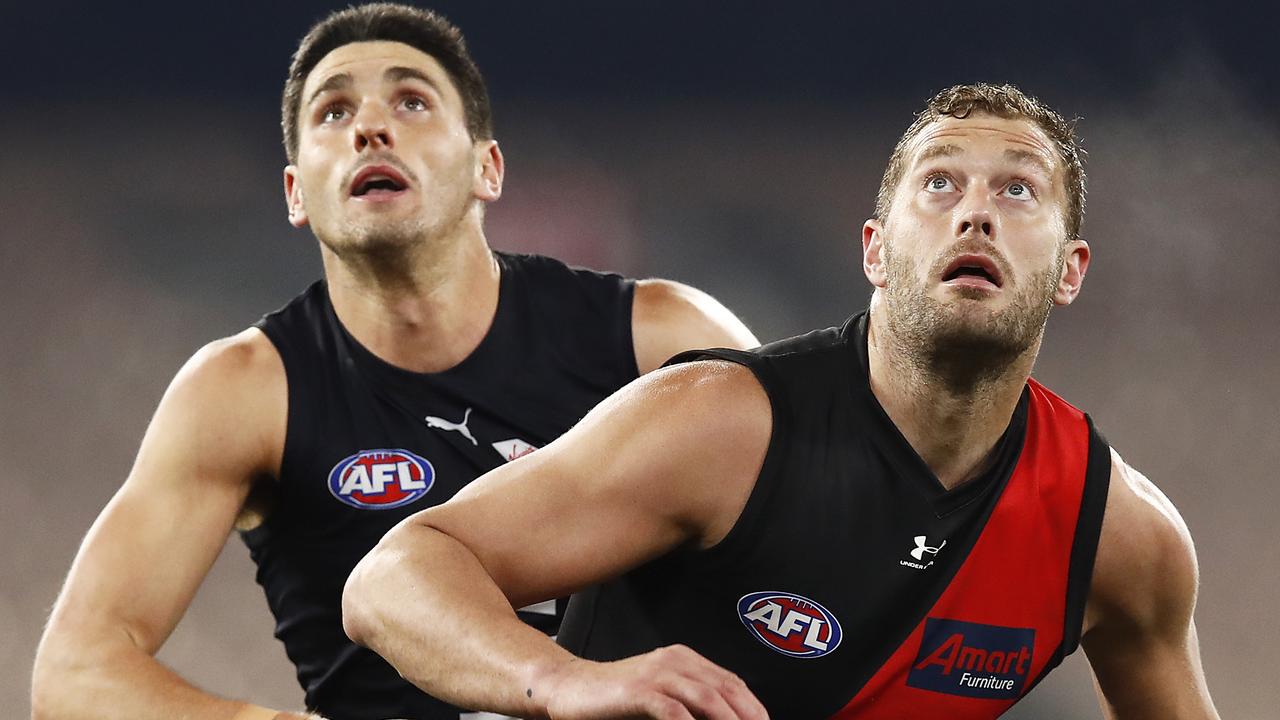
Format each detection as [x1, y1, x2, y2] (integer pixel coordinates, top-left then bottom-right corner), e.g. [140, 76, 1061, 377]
[708, 670, 767, 720]
[658, 675, 735, 720]
[637, 694, 697, 720]
[653, 645, 768, 720]
[544, 644, 767, 720]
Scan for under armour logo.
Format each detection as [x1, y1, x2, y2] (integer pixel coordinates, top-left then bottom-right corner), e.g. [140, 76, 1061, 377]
[424, 407, 478, 446]
[910, 535, 947, 561]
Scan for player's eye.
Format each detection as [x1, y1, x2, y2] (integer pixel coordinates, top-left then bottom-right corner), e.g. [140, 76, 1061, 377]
[925, 174, 955, 192]
[401, 96, 428, 112]
[321, 105, 348, 123]
[1004, 181, 1035, 201]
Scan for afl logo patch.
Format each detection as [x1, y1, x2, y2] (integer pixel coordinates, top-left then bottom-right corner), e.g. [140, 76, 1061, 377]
[738, 591, 842, 658]
[327, 449, 435, 510]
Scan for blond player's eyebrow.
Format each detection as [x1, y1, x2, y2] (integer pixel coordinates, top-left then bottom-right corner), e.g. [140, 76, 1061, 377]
[1004, 148, 1053, 179]
[915, 144, 1053, 179]
[916, 143, 963, 165]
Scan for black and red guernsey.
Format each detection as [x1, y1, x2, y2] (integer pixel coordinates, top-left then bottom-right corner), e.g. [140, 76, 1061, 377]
[243, 252, 638, 720]
[557, 312, 1110, 718]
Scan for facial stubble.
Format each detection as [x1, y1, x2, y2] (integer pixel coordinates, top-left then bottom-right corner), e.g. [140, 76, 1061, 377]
[881, 236, 1065, 390]
[315, 173, 478, 270]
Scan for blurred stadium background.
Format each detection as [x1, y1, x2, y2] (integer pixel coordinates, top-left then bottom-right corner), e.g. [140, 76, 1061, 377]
[3, 1, 1277, 717]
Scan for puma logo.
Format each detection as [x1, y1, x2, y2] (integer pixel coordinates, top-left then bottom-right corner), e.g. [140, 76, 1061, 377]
[424, 407, 478, 446]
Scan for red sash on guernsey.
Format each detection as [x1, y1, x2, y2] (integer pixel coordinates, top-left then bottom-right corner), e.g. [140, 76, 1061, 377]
[833, 379, 1095, 719]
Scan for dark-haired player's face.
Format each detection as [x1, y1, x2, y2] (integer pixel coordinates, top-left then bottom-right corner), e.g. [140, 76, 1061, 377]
[862, 113, 1089, 364]
[284, 41, 492, 255]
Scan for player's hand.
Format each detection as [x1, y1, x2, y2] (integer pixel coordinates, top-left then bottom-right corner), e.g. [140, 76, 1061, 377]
[540, 644, 768, 720]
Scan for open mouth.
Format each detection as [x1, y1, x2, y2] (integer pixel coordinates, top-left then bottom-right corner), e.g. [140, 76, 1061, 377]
[350, 165, 409, 198]
[941, 255, 1003, 289]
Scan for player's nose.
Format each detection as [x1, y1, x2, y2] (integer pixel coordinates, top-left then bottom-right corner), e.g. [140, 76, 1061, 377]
[954, 193, 996, 240]
[352, 102, 394, 152]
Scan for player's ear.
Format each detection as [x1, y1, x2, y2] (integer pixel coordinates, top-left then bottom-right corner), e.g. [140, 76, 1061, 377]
[473, 139, 503, 202]
[284, 166, 309, 228]
[1053, 238, 1090, 305]
[862, 219, 888, 288]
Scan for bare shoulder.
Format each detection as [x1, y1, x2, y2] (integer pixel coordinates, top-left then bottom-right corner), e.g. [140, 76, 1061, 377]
[568, 356, 772, 478]
[1085, 448, 1199, 638]
[631, 278, 758, 374]
[446, 357, 773, 553]
[1080, 448, 1219, 715]
[138, 327, 287, 485]
[591, 358, 772, 546]
[180, 327, 283, 387]
[589, 356, 770, 441]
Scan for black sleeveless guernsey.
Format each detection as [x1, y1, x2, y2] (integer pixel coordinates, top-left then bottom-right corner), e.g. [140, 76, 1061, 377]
[557, 312, 1110, 719]
[243, 252, 638, 720]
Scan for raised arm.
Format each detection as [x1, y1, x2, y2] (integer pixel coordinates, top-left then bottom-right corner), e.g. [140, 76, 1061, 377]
[31, 330, 315, 720]
[632, 278, 759, 374]
[1082, 449, 1220, 720]
[343, 361, 772, 720]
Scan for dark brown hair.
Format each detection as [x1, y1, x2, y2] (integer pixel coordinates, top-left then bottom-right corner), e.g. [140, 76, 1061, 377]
[876, 83, 1086, 241]
[281, 2, 493, 163]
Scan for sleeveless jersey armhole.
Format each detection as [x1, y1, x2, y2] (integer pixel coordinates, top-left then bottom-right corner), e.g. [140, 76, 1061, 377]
[616, 277, 639, 382]
[245, 300, 315, 540]
[1025, 414, 1111, 691]
[1061, 416, 1112, 656]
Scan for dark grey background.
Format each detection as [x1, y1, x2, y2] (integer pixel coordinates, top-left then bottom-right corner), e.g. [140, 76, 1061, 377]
[4, 2, 1277, 717]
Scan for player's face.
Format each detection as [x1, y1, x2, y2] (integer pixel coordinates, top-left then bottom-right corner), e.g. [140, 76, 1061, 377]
[862, 113, 1088, 361]
[284, 41, 499, 254]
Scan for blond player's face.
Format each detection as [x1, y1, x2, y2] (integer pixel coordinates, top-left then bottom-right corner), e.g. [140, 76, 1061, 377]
[284, 41, 484, 253]
[864, 114, 1087, 353]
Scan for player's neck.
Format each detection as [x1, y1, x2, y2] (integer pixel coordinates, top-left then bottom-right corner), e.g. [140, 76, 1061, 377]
[322, 226, 500, 374]
[865, 303, 1039, 491]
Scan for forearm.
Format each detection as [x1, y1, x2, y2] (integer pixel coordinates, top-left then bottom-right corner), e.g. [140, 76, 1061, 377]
[31, 637, 310, 720]
[343, 520, 574, 717]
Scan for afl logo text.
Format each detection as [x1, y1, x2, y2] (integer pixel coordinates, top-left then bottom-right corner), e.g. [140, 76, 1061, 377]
[738, 591, 842, 658]
[328, 449, 435, 510]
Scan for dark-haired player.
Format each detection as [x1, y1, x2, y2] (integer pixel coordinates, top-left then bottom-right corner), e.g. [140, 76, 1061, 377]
[345, 84, 1220, 719]
[31, 4, 756, 720]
